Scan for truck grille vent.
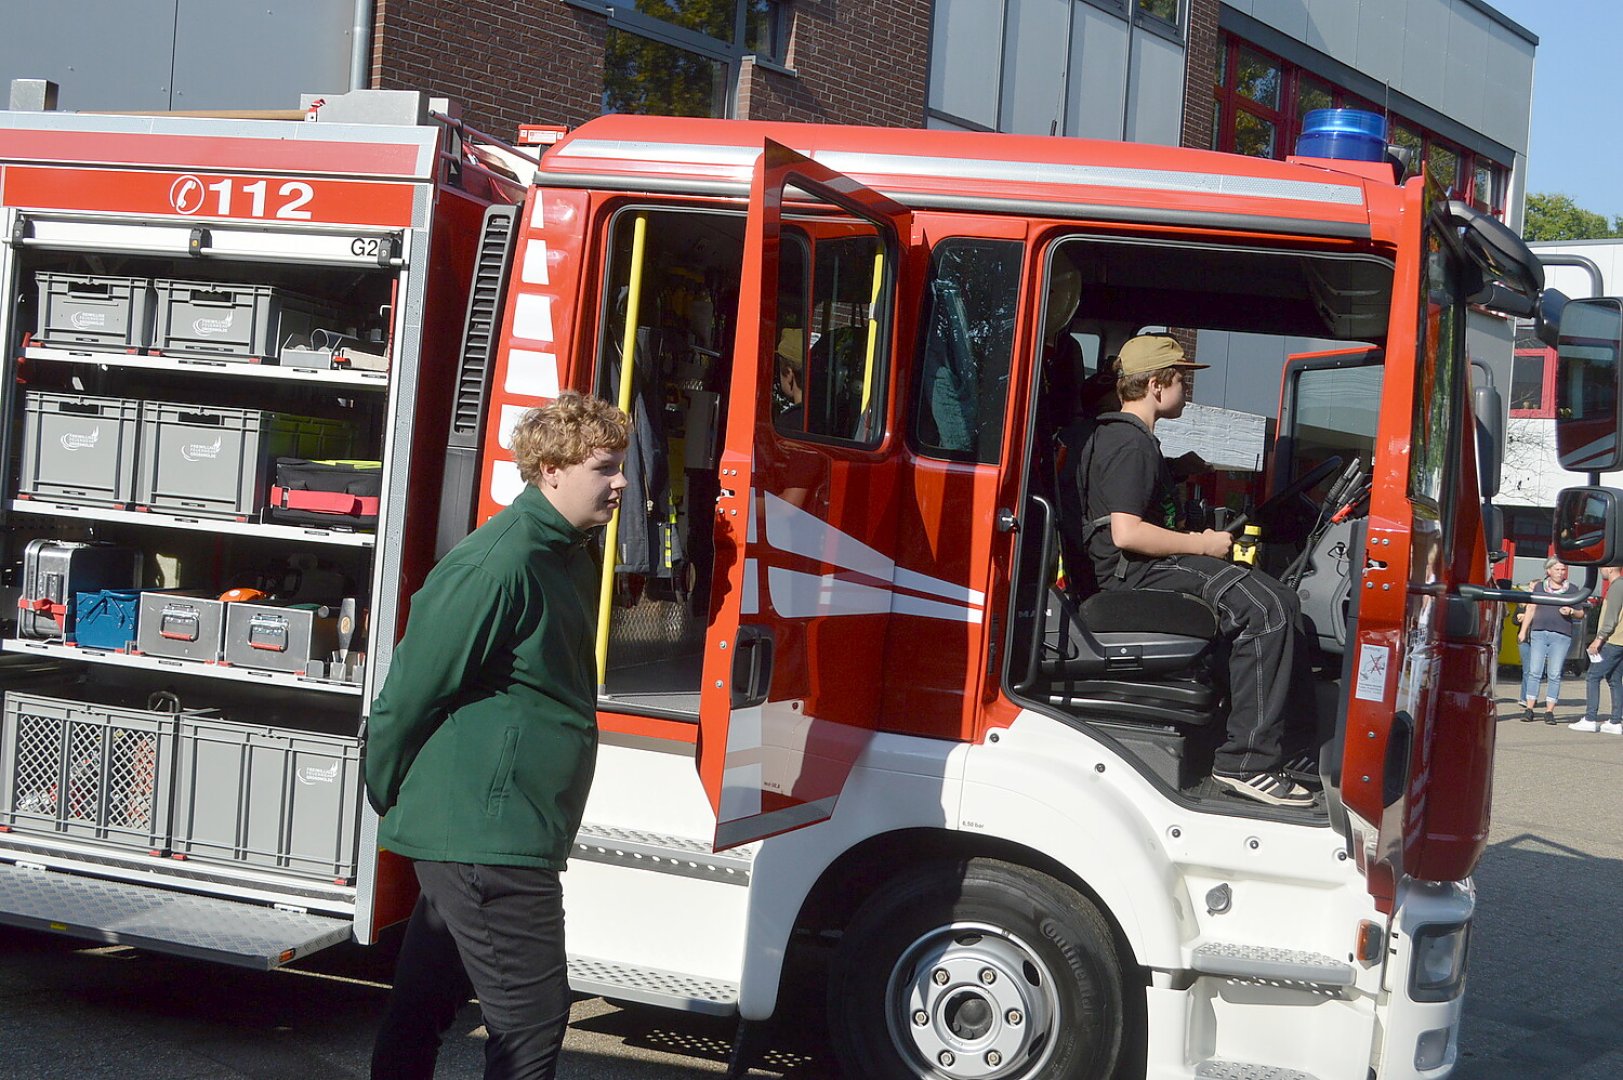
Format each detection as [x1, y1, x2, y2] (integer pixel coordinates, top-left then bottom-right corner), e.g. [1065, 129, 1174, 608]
[450, 203, 519, 443]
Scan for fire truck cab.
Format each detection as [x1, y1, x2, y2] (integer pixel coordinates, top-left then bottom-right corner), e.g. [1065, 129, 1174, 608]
[0, 89, 1614, 1080]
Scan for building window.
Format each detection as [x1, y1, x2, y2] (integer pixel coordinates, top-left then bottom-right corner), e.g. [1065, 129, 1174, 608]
[1211, 32, 1508, 216]
[1136, 0, 1179, 27]
[576, 0, 791, 118]
[1510, 347, 1557, 418]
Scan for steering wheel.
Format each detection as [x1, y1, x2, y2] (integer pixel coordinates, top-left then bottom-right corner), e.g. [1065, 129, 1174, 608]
[1229, 455, 1344, 533]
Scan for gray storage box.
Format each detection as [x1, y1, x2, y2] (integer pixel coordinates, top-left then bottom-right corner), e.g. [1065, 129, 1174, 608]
[18, 392, 142, 507]
[17, 539, 142, 640]
[33, 272, 155, 352]
[151, 279, 338, 363]
[0, 691, 179, 852]
[171, 718, 361, 881]
[223, 602, 338, 675]
[135, 591, 225, 662]
[134, 401, 354, 520]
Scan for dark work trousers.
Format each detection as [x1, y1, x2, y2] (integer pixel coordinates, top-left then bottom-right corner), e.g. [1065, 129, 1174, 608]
[1585, 642, 1623, 722]
[371, 861, 571, 1080]
[1125, 554, 1308, 775]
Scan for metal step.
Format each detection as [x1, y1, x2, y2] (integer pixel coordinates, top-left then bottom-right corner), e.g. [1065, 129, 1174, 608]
[0, 860, 351, 970]
[573, 822, 753, 885]
[1196, 1061, 1321, 1080]
[568, 955, 739, 1015]
[1191, 941, 1355, 986]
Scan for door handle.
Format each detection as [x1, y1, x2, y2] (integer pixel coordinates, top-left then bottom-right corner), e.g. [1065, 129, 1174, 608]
[731, 626, 775, 710]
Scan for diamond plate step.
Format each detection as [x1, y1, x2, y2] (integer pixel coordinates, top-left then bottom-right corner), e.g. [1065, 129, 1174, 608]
[568, 955, 739, 1015]
[0, 860, 351, 970]
[1196, 1061, 1320, 1080]
[1191, 941, 1355, 986]
[573, 823, 753, 885]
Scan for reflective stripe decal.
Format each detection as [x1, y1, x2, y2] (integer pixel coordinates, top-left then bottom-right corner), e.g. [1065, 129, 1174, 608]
[504, 348, 559, 398]
[551, 140, 1366, 208]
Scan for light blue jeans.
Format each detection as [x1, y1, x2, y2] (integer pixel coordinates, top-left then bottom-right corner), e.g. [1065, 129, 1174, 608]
[1521, 629, 1573, 705]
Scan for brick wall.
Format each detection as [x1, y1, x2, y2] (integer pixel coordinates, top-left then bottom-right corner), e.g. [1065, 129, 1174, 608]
[738, 0, 930, 125]
[1180, 0, 1220, 151]
[372, 0, 605, 138]
[371, 1, 930, 140]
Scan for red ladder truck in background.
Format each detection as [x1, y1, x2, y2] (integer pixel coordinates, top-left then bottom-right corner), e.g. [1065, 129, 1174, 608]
[1, 87, 1619, 1080]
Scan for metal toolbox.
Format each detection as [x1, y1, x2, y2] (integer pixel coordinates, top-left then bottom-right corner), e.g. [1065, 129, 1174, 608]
[151, 279, 339, 363]
[0, 691, 183, 853]
[170, 717, 361, 882]
[17, 539, 142, 640]
[135, 591, 225, 662]
[134, 401, 355, 520]
[222, 602, 338, 675]
[73, 589, 145, 651]
[18, 391, 142, 507]
[33, 272, 156, 352]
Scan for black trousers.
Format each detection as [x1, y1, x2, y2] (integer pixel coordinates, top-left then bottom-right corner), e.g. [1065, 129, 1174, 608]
[371, 861, 571, 1080]
[1125, 555, 1308, 775]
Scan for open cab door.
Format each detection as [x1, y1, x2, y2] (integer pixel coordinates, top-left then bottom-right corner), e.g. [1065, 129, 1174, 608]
[699, 141, 914, 850]
[1338, 187, 1550, 908]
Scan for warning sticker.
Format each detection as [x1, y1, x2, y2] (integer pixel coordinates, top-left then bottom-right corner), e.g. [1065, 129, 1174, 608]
[1355, 644, 1390, 702]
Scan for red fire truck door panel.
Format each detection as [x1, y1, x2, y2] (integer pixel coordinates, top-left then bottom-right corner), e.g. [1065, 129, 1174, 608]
[699, 140, 914, 851]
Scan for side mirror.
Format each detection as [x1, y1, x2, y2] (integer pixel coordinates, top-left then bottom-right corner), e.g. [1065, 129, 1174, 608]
[1535, 287, 1569, 348]
[1471, 366, 1502, 499]
[1555, 297, 1623, 471]
[1553, 486, 1623, 566]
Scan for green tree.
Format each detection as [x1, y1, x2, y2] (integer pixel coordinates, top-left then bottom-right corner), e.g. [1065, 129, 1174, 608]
[1523, 192, 1623, 241]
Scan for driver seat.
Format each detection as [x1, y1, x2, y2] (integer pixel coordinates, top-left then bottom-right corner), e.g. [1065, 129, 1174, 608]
[1013, 494, 1221, 727]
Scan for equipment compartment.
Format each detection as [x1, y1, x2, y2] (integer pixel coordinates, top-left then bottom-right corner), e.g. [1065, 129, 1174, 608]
[170, 717, 362, 882]
[33, 272, 156, 353]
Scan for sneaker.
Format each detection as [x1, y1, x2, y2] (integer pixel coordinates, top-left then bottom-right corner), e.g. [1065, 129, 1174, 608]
[1601, 721, 1623, 735]
[1521, 706, 1538, 723]
[1569, 718, 1602, 732]
[1212, 770, 1316, 808]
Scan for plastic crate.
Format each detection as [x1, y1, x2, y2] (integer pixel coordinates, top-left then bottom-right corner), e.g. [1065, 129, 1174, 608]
[171, 718, 361, 882]
[33, 272, 155, 352]
[0, 692, 177, 852]
[18, 392, 142, 507]
[151, 279, 339, 363]
[134, 401, 355, 520]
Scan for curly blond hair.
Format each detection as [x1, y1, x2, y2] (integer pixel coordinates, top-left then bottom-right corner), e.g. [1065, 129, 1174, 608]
[510, 391, 630, 484]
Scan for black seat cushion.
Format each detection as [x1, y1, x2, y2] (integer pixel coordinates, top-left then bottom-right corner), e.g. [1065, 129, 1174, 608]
[1081, 590, 1218, 640]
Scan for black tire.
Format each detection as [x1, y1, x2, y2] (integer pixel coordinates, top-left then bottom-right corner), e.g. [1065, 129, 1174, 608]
[827, 858, 1124, 1080]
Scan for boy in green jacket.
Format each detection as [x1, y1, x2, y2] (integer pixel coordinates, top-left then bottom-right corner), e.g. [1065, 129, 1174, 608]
[367, 390, 628, 1080]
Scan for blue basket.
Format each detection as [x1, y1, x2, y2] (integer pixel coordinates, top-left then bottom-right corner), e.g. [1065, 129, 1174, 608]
[73, 589, 144, 651]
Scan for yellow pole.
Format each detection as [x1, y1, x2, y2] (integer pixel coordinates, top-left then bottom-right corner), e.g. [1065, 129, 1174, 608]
[860, 249, 884, 414]
[597, 213, 648, 695]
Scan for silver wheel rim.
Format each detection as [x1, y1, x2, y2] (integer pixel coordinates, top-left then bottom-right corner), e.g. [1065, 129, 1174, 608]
[883, 920, 1060, 1079]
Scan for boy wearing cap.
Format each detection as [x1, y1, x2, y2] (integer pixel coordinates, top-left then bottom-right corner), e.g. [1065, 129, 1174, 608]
[1078, 333, 1314, 808]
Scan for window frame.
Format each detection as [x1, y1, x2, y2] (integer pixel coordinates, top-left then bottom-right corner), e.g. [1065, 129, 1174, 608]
[1510, 346, 1559, 419]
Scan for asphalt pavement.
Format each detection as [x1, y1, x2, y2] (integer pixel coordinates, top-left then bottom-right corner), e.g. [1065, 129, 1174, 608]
[0, 671, 1618, 1078]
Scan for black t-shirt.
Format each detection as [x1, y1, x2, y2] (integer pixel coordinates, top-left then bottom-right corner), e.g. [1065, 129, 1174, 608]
[1081, 413, 1179, 589]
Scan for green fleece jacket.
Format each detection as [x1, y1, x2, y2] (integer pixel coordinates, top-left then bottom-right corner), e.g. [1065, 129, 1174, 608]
[363, 484, 600, 868]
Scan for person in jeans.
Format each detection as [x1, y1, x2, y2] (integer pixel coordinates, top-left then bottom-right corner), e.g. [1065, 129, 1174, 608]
[365, 391, 629, 1080]
[1573, 564, 1623, 735]
[1079, 334, 1313, 808]
[1516, 557, 1584, 724]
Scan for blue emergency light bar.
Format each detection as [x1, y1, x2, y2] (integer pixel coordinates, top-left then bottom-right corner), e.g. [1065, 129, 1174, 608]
[1296, 109, 1388, 163]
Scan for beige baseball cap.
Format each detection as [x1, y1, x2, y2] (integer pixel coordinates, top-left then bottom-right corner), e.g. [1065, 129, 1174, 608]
[1116, 334, 1208, 377]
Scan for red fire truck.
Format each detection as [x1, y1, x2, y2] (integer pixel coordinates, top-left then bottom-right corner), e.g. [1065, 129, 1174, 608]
[0, 88, 1617, 1080]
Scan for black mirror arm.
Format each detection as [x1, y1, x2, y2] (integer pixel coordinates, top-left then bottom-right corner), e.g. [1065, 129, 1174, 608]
[1453, 582, 1595, 606]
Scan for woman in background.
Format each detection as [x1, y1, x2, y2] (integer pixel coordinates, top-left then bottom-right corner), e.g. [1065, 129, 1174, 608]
[1517, 557, 1585, 724]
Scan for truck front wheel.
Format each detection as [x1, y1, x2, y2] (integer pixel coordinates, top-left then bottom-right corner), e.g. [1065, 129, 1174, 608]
[827, 857, 1124, 1080]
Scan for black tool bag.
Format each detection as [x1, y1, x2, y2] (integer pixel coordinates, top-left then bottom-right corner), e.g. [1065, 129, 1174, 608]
[268, 458, 382, 528]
